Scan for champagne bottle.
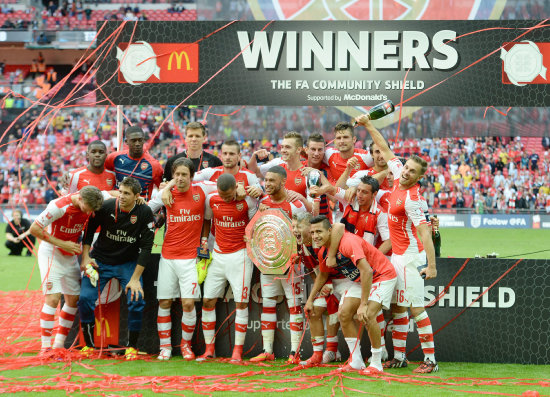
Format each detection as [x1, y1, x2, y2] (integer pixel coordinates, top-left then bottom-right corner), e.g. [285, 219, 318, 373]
[367, 100, 395, 120]
[353, 100, 395, 126]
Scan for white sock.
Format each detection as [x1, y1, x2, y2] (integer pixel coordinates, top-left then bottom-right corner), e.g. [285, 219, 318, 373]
[181, 308, 196, 343]
[312, 336, 324, 352]
[288, 303, 303, 352]
[369, 347, 383, 370]
[261, 299, 277, 353]
[157, 307, 172, 349]
[202, 307, 216, 345]
[52, 304, 77, 348]
[40, 303, 57, 348]
[345, 337, 364, 369]
[234, 308, 248, 346]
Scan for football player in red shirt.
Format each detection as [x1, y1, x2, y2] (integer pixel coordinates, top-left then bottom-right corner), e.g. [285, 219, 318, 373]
[30, 186, 105, 355]
[356, 113, 438, 374]
[250, 166, 307, 363]
[194, 138, 262, 198]
[292, 212, 341, 366]
[198, 174, 258, 362]
[249, 132, 312, 211]
[148, 158, 216, 361]
[307, 216, 396, 374]
[67, 141, 116, 193]
[324, 122, 373, 183]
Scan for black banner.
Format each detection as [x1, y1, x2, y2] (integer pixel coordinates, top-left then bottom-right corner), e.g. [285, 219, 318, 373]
[69, 256, 550, 365]
[96, 20, 550, 106]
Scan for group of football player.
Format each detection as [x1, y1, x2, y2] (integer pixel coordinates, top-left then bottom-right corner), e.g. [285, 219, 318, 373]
[30, 115, 439, 374]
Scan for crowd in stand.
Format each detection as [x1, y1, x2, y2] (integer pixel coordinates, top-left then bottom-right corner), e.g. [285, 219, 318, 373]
[0, 105, 548, 214]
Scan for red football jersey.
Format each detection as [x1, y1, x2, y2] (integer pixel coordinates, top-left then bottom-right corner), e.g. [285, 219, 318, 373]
[319, 232, 395, 283]
[205, 193, 257, 254]
[148, 182, 216, 259]
[68, 167, 116, 193]
[347, 168, 391, 191]
[259, 195, 306, 218]
[386, 158, 427, 255]
[34, 193, 93, 256]
[194, 166, 261, 188]
[324, 147, 373, 182]
[260, 158, 307, 197]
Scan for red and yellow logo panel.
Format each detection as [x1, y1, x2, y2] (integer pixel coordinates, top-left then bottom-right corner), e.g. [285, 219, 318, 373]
[117, 41, 199, 85]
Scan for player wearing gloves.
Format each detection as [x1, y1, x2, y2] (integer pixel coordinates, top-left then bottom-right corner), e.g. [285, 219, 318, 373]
[78, 177, 155, 360]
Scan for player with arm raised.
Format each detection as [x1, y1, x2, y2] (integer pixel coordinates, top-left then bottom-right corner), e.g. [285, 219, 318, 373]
[78, 177, 154, 360]
[148, 158, 216, 361]
[29, 186, 105, 355]
[249, 165, 307, 363]
[197, 174, 258, 362]
[356, 113, 439, 374]
[324, 122, 373, 183]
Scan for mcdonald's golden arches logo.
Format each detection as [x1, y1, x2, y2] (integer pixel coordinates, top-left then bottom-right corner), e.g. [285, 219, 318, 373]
[117, 42, 199, 84]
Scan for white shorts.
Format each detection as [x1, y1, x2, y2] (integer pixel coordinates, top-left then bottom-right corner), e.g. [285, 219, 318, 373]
[38, 242, 80, 296]
[333, 278, 362, 301]
[312, 282, 337, 308]
[260, 262, 303, 304]
[391, 251, 426, 307]
[157, 256, 200, 299]
[369, 278, 397, 310]
[203, 249, 253, 303]
[313, 295, 328, 308]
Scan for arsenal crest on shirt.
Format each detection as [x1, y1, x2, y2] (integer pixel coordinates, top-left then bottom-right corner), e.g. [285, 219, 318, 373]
[193, 194, 200, 202]
[295, 177, 302, 185]
[130, 215, 137, 224]
[140, 162, 148, 171]
[106, 179, 113, 186]
[202, 160, 209, 169]
[236, 203, 244, 211]
[396, 199, 403, 206]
